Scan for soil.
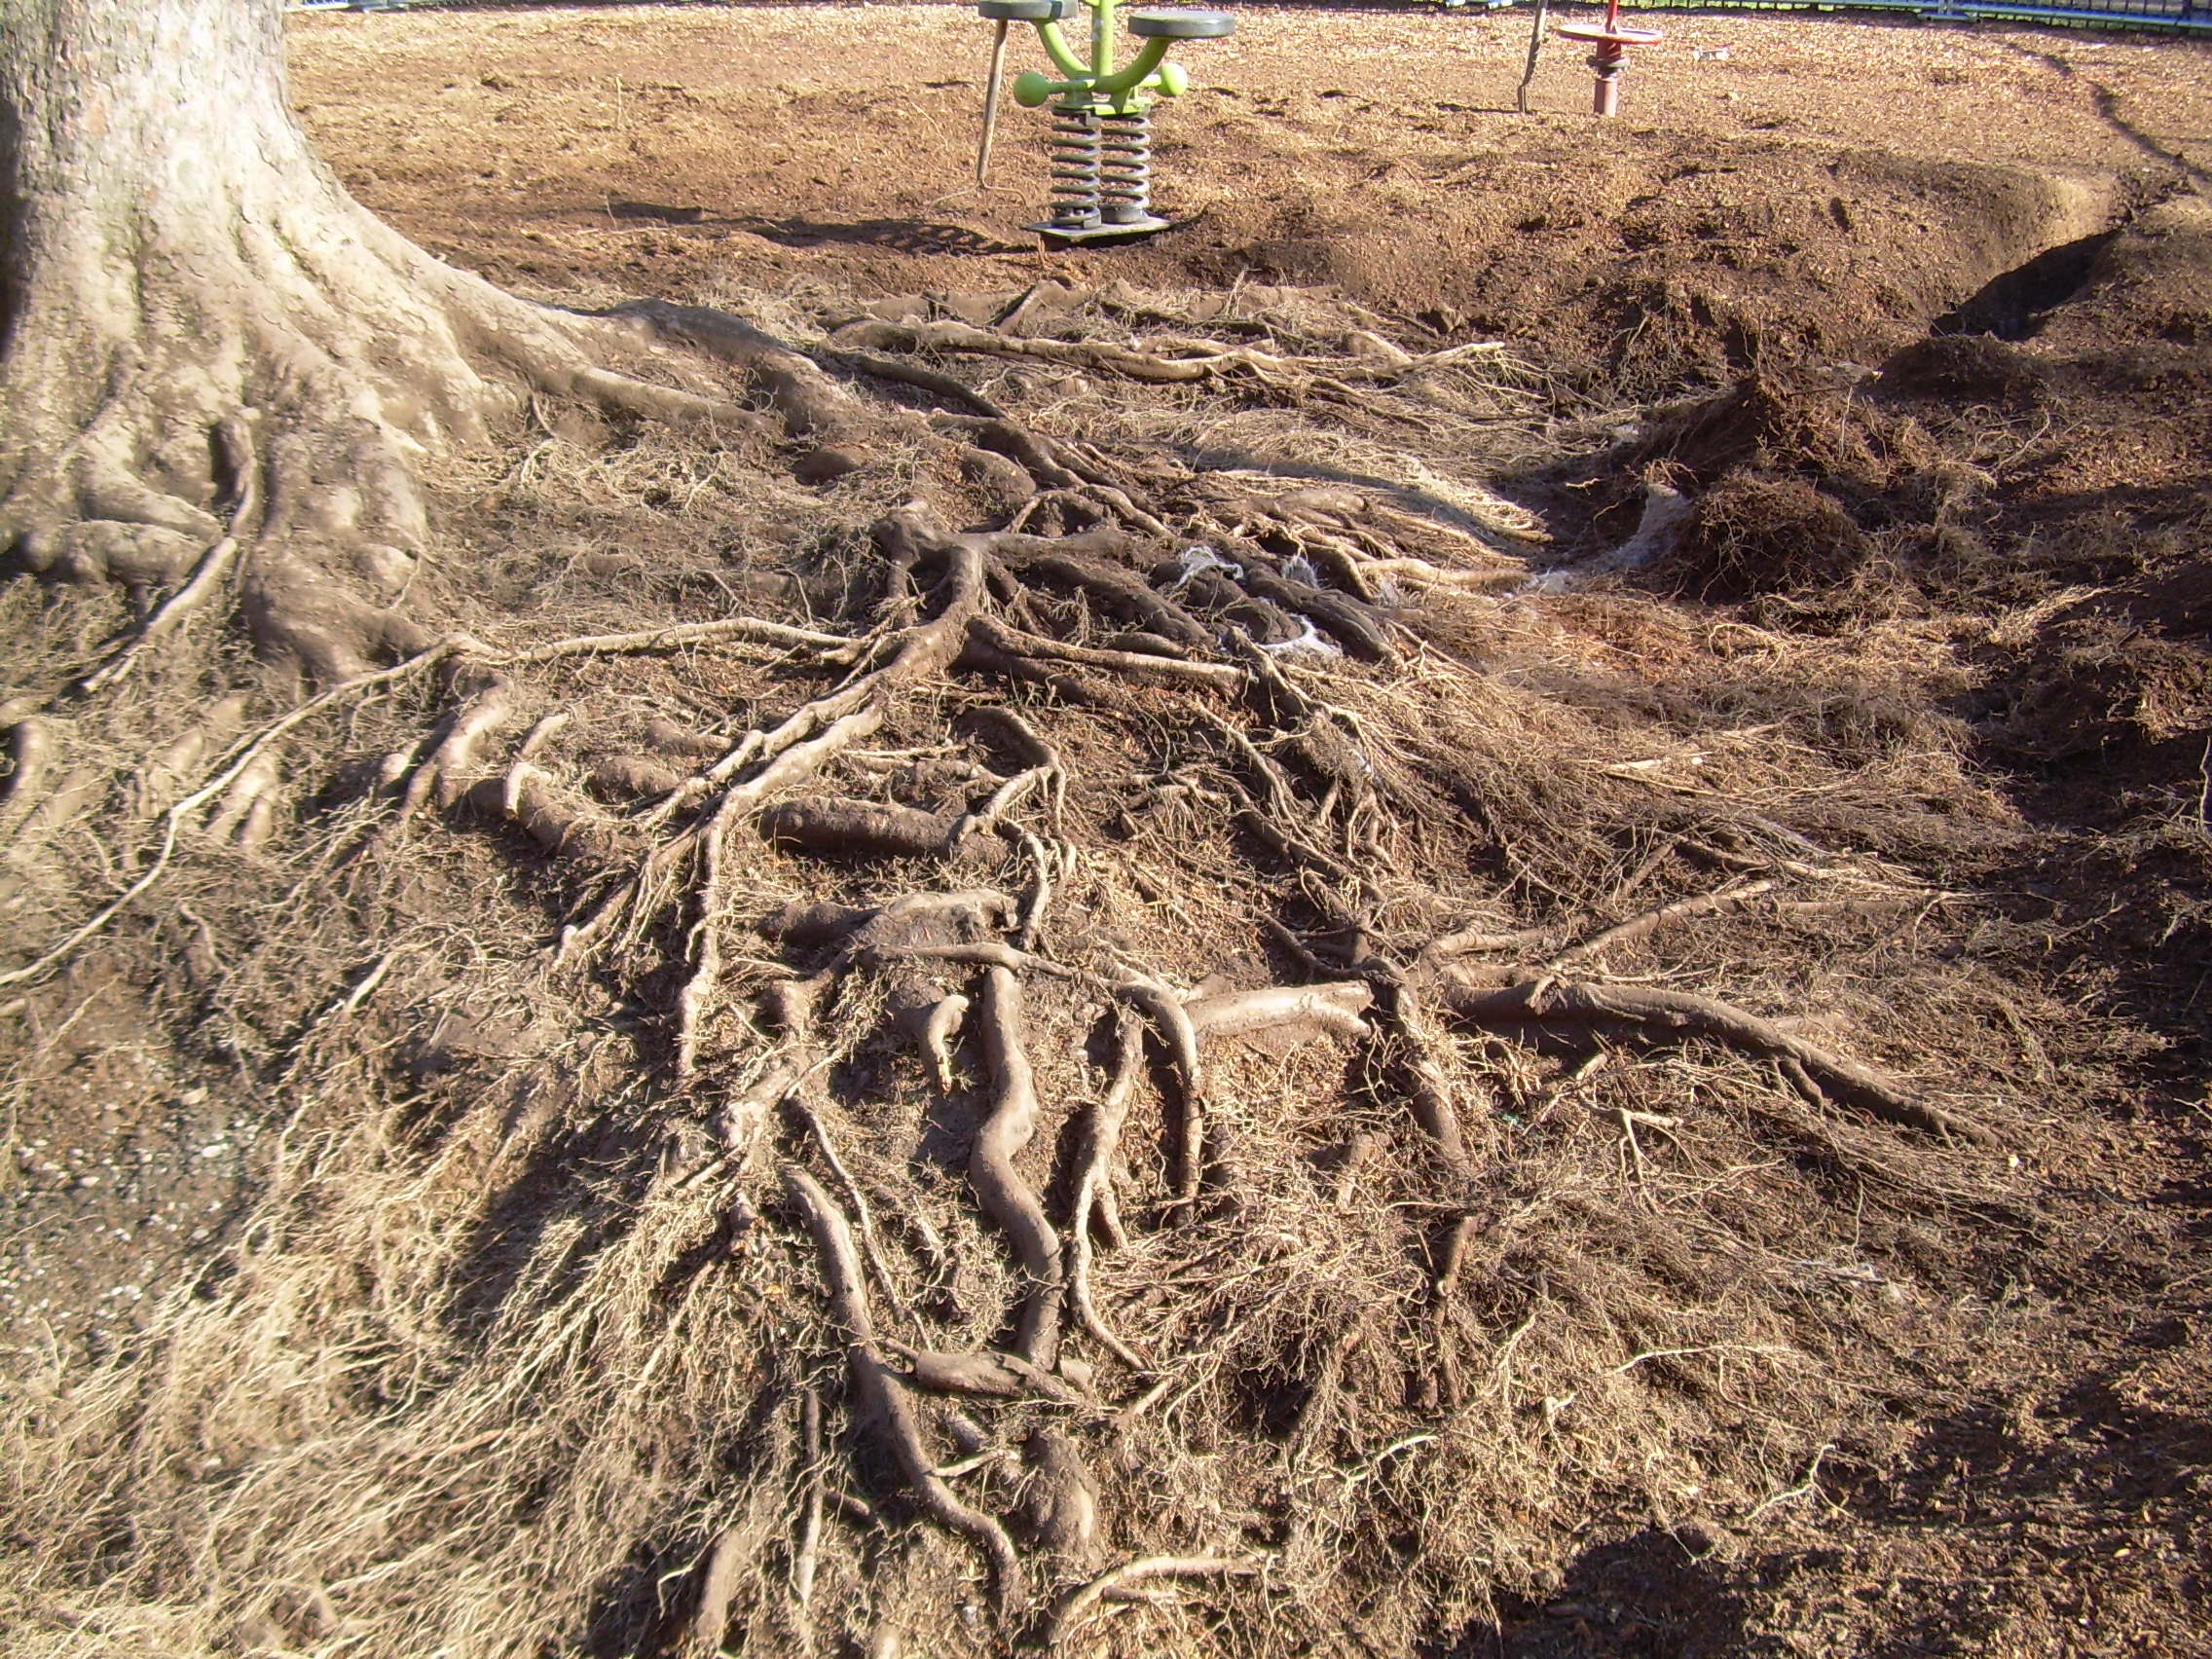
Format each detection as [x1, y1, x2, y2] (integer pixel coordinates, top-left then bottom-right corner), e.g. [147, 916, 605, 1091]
[288, 3, 2212, 393]
[5, 6, 2212, 1658]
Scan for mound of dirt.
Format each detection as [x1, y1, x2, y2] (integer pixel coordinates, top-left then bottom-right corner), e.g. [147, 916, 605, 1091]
[282, 7, 2207, 403]
[1878, 333, 2047, 402]
[1654, 470, 1873, 602]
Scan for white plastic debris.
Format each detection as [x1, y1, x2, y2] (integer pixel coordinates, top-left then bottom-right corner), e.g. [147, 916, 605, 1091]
[1522, 481, 1692, 594]
[1254, 617, 1342, 658]
[1169, 544, 1237, 591]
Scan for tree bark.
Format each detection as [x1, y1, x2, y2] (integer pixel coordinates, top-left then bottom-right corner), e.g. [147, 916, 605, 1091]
[0, 0, 726, 676]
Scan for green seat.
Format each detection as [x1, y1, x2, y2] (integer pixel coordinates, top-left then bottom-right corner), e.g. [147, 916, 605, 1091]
[977, 0, 1070, 18]
[1127, 7, 1235, 37]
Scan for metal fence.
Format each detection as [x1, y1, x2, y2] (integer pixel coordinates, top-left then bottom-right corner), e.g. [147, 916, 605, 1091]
[1587, 0, 2208, 32]
[293, 0, 2212, 32]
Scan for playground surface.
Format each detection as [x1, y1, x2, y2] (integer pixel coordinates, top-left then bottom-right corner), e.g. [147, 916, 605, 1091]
[289, 3, 2211, 392]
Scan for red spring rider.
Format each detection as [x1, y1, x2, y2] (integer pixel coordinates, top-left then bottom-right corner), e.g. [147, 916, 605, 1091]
[1555, 0, 1661, 117]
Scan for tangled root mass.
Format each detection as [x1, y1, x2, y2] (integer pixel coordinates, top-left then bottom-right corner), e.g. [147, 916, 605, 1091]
[0, 286, 2031, 1659]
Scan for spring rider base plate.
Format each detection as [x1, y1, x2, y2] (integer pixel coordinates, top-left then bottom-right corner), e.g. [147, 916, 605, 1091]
[1027, 212, 1174, 242]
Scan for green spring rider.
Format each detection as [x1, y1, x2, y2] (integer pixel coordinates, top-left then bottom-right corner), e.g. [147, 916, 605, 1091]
[973, 0, 1234, 242]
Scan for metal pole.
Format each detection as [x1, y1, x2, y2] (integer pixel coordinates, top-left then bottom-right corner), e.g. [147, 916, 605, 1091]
[1517, 0, 1551, 114]
[977, 18, 1012, 188]
[1594, 0, 1624, 119]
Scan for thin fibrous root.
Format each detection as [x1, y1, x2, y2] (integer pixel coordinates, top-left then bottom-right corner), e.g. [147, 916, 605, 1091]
[1550, 878, 1782, 969]
[1438, 974, 1990, 1144]
[831, 314, 1504, 387]
[0, 636, 468, 991]
[72, 417, 260, 700]
[781, 1165, 1025, 1618]
[1044, 1555, 1267, 1647]
[976, 966, 1064, 1370]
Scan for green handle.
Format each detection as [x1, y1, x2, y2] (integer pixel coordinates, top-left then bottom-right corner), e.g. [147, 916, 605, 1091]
[1034, 18, 1088, 80]
[1012, 0, 1190, 109]
[1095, 36, 1173, 97]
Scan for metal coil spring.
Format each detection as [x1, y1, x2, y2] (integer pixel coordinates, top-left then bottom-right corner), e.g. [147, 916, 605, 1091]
[1097, 107, 1154, 224]
[1048, 104, 1103, 229]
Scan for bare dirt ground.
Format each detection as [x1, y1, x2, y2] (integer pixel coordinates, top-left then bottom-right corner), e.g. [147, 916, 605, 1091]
[5, 6, 2211, 1659]
[290, 2, 2212, 388]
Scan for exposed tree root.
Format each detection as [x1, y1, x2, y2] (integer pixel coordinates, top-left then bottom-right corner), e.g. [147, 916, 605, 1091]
[1437, 973, 1987, 1142]
[0, 280, 2039, 1659]
[1021, 1429, 1104, 1570]
[973, 967, 1064, 1368]
[396, 677, 516, 823]
[1184, 982, 1374, 1045]
[782, 1165, 1026, 1618]
[0, 716, 51, 824]
[889, 1343, 1087, 1405]
[0, 637, 463, 990]
[832, 315, 1505, 403]
[1045, 1555, 1267, 1647]
[1550, 878, 1782, 967]
[69, 414, 260, 699]
[1067, 1014, 1149, 1371]
[688, 1524, 750, 1657]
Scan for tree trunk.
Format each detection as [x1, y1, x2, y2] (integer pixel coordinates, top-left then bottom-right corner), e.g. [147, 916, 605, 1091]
[0, 0, 725, 676]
